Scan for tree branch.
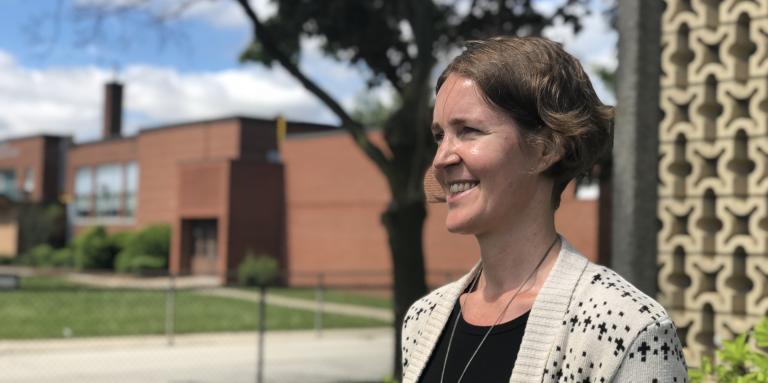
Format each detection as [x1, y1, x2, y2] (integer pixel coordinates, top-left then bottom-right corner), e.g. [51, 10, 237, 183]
[234, 0, 393, 177]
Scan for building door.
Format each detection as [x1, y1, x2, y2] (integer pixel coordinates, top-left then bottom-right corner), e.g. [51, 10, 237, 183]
[189, 219, 218, 275]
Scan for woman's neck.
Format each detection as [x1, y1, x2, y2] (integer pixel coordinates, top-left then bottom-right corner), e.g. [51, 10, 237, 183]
[475, 212, 559, 299]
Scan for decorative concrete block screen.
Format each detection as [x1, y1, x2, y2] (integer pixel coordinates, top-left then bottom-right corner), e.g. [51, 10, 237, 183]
[658, 0, 768, 363]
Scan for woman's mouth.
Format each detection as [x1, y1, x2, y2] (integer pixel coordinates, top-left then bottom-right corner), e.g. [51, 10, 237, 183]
[448, 181, 479, 195]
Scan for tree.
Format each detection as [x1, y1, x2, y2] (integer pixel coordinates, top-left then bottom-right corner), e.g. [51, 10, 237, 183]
[63, 0, 591, 377]
[232, 0, 588, 375]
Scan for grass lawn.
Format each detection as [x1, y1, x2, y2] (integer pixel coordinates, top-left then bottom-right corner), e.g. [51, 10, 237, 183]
[0, 278, 389, 340]
[266, 288, 393, 309]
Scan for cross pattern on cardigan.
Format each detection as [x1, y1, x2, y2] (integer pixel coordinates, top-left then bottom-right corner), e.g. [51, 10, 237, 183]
[401, 239, 688, 383]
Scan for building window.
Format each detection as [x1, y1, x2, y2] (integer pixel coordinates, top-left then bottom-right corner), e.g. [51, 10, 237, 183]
[0, 170, 17, 200]
[23, 168, 35, 196]
[74, 167, 93, 216]
[95, 164, 123, 217]
[125, 162, 138, 217]
[575, 176, 600, 201]
[75, 162, 139, 219]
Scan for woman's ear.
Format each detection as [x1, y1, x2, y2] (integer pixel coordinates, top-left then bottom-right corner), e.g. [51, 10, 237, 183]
[530, 139, 564, 175]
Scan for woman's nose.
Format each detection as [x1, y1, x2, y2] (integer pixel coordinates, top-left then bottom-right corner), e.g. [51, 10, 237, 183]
[432, 142, 460, 169]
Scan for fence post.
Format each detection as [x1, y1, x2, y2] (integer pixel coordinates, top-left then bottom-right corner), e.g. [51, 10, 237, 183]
[165, 273, 176, 347]
[315, 272, 324, 337]
[256, 285, 267, 383]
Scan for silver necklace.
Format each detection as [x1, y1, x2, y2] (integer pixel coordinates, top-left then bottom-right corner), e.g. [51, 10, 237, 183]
[439, 236, 560, 383]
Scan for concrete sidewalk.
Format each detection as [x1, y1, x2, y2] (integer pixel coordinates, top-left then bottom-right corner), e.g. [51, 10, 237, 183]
[63, 272, 393, 322]
[0, 328, 394, 383]
[198, 288, 393, 322]
[64, 272, 220, 289]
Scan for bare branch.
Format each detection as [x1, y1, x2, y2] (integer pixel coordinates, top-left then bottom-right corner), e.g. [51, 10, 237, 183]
[234, 0, 393, 176]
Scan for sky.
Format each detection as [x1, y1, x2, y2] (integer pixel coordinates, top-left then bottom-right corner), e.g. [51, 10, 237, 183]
[0, 0, 617, 143]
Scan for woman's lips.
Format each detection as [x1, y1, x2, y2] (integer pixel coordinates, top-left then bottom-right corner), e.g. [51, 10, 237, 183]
[446, 182, 478, 203]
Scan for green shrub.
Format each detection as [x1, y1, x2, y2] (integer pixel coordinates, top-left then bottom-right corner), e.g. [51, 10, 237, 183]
[73, 226, 115, 270]
[25, 244, 54, 266]
[109, 231, 134, 252]
[690, 317, 768, 382]
[0, 256, 16, 265]
[238, 253, 279, 287]
[117, 254, 166, 274]
[22, 244, 73, 267]
[115, 224, 170, 274]
[51, 247, 74, 267]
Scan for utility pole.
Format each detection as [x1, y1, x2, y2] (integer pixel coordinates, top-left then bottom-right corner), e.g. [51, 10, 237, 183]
[612, 0, 663, 295]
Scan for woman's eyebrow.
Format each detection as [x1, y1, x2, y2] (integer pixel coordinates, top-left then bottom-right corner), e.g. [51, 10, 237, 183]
[448, 117, 466, 126]
[433, 117, 472, 130]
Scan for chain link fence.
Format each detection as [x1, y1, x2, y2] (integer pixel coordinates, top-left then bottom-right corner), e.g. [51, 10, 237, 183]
[0, 268, 463, 383]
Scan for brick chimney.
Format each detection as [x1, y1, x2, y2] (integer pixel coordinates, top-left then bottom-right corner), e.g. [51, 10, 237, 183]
[103, 81, 123, 139]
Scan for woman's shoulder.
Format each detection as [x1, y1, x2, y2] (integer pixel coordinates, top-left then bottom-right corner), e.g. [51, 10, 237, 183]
[552, 239, 671, 330]
[574, 262, 671, 327]
[548, 262, 687, 381]
[403, 280, 459, 332]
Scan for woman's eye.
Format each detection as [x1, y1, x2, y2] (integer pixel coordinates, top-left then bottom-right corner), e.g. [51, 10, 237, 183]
[432, 132, 444, 143]
[460, 127, 480, 136]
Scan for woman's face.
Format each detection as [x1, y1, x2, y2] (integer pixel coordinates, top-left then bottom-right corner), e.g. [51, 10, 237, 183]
[431, 74, 549, 235]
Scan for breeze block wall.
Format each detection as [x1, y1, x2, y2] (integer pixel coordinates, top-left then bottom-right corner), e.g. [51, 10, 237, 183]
[658, 0, 768, 363]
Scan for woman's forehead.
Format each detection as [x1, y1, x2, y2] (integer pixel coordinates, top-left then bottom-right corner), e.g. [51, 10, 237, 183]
[433, 74, 511, 128]
[434, 76, 487, 119]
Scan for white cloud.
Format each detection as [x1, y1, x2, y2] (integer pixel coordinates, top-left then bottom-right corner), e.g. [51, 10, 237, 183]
[73, 0, 275, 29]
[0, 49, 338, 143]
[177, 0, 276, 29]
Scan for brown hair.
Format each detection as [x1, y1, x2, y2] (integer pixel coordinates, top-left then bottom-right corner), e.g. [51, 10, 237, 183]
[436, 36, 614, 209]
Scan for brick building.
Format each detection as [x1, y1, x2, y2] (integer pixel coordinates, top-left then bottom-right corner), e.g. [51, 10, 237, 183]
[0, 134, 69, 256]
[0, 82, 603, 285]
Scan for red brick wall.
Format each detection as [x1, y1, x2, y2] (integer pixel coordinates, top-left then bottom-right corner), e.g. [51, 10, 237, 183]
[0, 136, 66, 203]
[556, 182, 600, 263]
[136, 121, 241, 227]
[282, 132, 390, 285]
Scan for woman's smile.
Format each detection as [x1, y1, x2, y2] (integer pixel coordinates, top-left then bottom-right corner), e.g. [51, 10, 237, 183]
[446, 181, 479, 203]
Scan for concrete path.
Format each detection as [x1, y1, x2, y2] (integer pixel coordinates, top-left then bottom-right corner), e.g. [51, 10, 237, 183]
[64, 273, 221, 289]
[5, 268, 392, 322]
[197, 288, 393, 322]
[62, 272, 393, 322]
[0, 328, 394, 383]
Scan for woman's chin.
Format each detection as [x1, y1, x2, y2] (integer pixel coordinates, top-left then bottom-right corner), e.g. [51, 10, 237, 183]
[445, 218, 479, 235]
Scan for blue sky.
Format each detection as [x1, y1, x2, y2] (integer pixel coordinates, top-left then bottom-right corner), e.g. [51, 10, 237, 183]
[0, 0, 616, 142]
[1, 0, 253, 71]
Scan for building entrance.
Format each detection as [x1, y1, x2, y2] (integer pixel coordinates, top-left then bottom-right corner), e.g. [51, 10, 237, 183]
[186, 219, 218, 275]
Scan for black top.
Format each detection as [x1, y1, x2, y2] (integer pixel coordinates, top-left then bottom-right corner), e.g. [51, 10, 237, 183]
[419, 301, 530, 382]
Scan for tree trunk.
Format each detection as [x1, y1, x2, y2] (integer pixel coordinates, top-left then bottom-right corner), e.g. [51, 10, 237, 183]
[381, 199, 428, 379]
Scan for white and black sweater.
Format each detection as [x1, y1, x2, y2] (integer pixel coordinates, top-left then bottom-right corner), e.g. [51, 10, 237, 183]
[401, 238, 688, 383]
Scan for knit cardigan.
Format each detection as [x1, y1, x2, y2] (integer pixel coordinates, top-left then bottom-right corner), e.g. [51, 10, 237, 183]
[401, 239, 688, 382]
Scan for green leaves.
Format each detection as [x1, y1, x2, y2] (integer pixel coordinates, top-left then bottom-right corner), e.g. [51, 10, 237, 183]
[239, 41, 270, 66]
[755, 317, 768, 347]
[690, 317, 768, 382]
[238, 252, 280, 287]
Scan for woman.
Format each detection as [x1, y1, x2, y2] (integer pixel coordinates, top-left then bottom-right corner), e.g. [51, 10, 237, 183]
[401, 37, 687, 383]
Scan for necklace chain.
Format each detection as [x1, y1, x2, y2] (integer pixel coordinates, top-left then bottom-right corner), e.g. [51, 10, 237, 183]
[439, 236, 560, 383]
